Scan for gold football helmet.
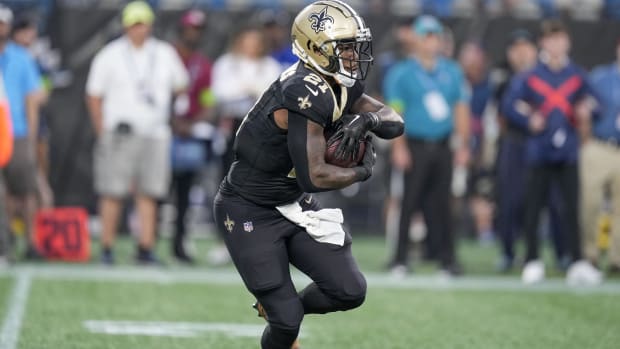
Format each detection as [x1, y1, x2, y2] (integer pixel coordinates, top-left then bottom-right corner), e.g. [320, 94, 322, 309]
[291, 0, 373, 87]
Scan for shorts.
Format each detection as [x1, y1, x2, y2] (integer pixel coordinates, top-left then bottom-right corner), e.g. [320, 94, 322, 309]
[94, 132, 170, 199]
[3, 138, 37, 197]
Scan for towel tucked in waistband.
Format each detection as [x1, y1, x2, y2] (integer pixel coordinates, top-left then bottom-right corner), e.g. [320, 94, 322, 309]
[276, 201, 345, 246]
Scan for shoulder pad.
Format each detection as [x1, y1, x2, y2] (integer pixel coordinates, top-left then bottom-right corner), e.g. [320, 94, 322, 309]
[281, 67, 334, 128]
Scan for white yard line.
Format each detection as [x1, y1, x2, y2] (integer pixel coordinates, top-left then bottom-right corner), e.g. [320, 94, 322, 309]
[1, 264, 620, 295]
[83, 320, 308, 339]
[83, 320, 268, 338]
[0, 271, 31, 349]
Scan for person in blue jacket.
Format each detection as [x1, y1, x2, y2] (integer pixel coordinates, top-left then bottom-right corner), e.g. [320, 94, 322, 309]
[502, 20, 602, 285]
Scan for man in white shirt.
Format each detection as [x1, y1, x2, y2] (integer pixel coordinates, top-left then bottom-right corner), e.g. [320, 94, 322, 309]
[86, 1, 188, 264]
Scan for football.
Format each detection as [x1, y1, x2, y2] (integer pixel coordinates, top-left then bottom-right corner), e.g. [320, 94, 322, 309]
[324, 131, 367, 168]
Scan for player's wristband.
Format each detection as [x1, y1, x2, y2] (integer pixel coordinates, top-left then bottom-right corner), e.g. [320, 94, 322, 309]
[353, 166, 371, 182]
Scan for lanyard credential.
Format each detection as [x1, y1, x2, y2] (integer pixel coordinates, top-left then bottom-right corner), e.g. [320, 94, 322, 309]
[124, 38, 157, 107]
[411, 60, 451, 122]
[411, 60, 443, 92]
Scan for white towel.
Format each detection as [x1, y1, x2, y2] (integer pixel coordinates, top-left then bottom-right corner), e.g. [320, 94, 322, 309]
[276, 201, 345, 246]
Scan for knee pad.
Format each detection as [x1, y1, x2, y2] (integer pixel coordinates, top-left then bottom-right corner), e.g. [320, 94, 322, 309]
[341, 293, 366, 310]
[337, 271, 367, 310]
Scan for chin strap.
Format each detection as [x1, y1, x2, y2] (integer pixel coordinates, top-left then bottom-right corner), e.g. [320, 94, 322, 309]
[336, 75, 355, 88]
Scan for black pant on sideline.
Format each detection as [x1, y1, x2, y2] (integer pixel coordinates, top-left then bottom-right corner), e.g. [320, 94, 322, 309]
[171, 171, 195, 253]
[392, 137, 455, 268]
[523, 163, 581, 263]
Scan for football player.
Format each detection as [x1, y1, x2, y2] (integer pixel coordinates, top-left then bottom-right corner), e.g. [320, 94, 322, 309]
[213, 1, 403, 348]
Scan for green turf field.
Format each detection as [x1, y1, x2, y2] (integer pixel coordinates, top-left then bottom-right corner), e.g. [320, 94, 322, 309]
[1, 236, 619, 349]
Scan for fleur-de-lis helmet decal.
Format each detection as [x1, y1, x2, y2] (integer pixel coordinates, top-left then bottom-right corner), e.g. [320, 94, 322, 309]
[308, 6, 334, 33]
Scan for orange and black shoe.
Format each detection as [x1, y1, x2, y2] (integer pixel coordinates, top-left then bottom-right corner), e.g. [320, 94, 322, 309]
[252, 302, 300, 349]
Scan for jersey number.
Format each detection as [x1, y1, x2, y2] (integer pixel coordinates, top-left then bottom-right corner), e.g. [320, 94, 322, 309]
[304, 74, 329, 94]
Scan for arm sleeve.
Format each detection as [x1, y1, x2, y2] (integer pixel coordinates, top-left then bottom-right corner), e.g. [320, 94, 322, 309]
[287, 110, 329, 193]
[86, 51, 107, 97]
[24, 55, 42, 96]
[197, 61, 215, 108]
[578, 68, 601, 120]
[500, 73, 531, 131]
[347, 80, 365, 108]
[453, 64, 471, 104]
[167, 45, 189, 92]
[588, 67, 606, 121]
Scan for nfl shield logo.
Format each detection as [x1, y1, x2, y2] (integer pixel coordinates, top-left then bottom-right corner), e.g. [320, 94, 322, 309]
[243, 221, 254, 232]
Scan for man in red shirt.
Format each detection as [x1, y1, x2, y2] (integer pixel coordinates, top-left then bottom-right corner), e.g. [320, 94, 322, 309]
[170, 9, 215, 263]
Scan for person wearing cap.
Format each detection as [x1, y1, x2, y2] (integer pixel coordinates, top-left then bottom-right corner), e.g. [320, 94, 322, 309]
[11, 15, 55, 211]
[580, 39, 620, 276]
[502, 20, 602, 285]
[383, 15, 471, 277]
[0, 4, 45, 260]
[169, 9, 214, 264]
[86, 1, 189, 265]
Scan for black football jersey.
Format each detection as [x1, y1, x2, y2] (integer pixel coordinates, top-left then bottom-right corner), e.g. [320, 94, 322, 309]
[220, 62, 365, 206]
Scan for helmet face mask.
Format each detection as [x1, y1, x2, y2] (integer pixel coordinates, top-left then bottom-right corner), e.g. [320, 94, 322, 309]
[332, 38, 373, 82]
[291, 0, 373, 87]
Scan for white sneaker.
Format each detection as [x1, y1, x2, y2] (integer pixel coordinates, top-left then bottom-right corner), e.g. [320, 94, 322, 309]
[389, 264, 408, 279]
[521, 260, 545, 284]
[566, 260, 603, 286]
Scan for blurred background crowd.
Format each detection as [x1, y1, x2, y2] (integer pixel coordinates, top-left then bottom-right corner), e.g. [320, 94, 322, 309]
[0, 0, 619, 284]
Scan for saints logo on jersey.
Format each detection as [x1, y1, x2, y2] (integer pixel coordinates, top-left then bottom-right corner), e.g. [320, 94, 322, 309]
[308, 6, 334, 33]
[298, 95, 312, 110]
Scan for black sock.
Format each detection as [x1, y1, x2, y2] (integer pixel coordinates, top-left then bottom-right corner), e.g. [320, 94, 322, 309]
[260, 324, 299, 349]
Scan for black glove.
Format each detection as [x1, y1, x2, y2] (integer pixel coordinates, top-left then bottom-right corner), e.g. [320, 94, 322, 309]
[354, 135, 376, 182]
[334, 112, 380, 161]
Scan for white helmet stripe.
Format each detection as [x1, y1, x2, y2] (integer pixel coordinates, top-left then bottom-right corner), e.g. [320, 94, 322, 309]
[329, 0, 364, 29]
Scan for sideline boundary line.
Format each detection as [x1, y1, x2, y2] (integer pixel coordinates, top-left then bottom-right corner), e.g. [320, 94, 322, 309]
[0, 271, 31, 349]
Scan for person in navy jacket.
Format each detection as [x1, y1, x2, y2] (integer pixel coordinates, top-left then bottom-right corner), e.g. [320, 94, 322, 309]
[502, 20, 602, 285]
